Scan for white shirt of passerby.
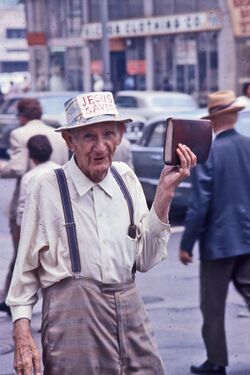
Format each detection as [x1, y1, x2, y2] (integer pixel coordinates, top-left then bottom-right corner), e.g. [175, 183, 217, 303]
[7, 157, 170, 322]
[16, 160, 59, 226]
[113, 138, 134, 170]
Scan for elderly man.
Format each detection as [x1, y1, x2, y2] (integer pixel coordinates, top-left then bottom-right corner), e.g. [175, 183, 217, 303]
[7, 91, 196, 375]
[179, 90, 250, 374]
[0, 98, 68, 316]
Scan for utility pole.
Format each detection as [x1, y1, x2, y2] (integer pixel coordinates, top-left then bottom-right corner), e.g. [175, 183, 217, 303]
[100, 0, 113, 91]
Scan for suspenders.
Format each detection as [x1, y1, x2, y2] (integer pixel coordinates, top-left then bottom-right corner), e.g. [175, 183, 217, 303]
[54, 168, 81, 274]
[110, 167, 137, 239]
[54, 167, 137, 276]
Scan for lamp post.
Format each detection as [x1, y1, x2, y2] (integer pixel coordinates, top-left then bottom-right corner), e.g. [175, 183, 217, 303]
[99, 0, 113, 91]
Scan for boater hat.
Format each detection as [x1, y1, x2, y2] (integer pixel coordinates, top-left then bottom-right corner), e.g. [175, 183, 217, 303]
[202, 90, 245, 119]
[55, 91, 132, 132]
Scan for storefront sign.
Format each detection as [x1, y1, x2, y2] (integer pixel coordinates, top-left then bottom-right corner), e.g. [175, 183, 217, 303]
[127, 60, 146, 75]
[27, 32, 46, 45]
[228, 0, 250, 36]
[82, 11, 221, 40]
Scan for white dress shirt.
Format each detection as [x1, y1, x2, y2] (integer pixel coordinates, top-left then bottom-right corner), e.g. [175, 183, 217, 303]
[16, 160, 59, 226]
[7, 157, 170, 322]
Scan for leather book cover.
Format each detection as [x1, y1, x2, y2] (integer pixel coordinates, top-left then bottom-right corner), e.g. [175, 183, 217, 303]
[164, 117, 213, 165]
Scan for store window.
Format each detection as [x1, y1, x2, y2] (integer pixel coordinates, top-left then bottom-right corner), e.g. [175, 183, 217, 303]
[88, 0, 100, 22]
[88, 0, 143, 22]
[154, 0, 175, 15]
[198, 0, 219, 11]
[6, 28, 26, 39]
[175, 0, 197, 13]
[67, 0, 82, 36]
[154, 0, 219, 15]
[49, 51, 66, 91]
[153, 35, 174, 91]
[126, 38, 145, 90]
[197, 32, 218, 106]
[66, 47, 83, 90]
[46, 0, 65, 38]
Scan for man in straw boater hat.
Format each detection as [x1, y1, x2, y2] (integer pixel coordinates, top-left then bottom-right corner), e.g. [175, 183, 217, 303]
[6, 91, 196, 374]
[179, 90, 250, 374]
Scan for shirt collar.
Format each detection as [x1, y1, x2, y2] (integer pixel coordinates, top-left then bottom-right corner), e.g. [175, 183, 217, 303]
[67, 156, 114, 198]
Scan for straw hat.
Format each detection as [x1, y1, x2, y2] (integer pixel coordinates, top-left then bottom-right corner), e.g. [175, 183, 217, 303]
[202, 90, 245, 119]
[55, 91, 132, 132]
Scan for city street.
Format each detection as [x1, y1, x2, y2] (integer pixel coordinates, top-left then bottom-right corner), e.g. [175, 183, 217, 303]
[0, 178, 249, 375]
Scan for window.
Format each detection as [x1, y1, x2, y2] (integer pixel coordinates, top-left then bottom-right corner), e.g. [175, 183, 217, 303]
[67, 0, 82, 36]
[4, 99, 19, 115]
[6, 28, 26, 39]
[147, 123, 165, 147]
[116, 96, 138, 108]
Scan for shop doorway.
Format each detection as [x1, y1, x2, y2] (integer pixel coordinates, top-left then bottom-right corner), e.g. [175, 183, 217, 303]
[174, 37, 198, 95]
[110, 51, 126, 93]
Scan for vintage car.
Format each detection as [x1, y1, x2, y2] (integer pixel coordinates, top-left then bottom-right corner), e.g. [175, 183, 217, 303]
[115, 90, 199, 120]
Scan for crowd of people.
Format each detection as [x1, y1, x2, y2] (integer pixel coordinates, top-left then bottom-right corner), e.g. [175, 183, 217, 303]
[0, 87, 249, 375]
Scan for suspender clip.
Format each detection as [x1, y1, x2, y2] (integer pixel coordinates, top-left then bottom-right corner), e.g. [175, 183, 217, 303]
[128, 224, 137, 239]
[73, 272, 82, 279]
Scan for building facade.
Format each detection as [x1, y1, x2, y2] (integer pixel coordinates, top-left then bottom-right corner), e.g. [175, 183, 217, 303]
[0, 3, 29, 93]
[24, 0, 250, 102]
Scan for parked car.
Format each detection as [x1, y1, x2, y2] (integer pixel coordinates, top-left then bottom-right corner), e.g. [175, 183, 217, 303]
[115, 90, 199, 120]
[123, 114, 146, 143]
[131, 109, 250, 217]
[0, 91, 81, 158]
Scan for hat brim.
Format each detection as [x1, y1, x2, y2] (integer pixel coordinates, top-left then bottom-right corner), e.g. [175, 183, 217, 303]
[202, 104, 245, 119]
[55, 115, 133, 132]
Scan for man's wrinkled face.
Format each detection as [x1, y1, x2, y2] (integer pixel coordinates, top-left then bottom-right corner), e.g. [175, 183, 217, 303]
[62, 122, 124, 183]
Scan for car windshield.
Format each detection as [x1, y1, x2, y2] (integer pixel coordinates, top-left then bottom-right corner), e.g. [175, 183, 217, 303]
[39, 95, 73, 115]
[150, 95, 197, 109]
[1, 94, 74, 116]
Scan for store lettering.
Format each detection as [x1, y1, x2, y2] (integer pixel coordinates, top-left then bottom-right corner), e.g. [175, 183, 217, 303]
[82, 11, 221, 40]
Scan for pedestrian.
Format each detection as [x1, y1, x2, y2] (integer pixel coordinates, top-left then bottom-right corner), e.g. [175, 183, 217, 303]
[6, 91, 196, 375]
[179, 90, 250, 375]
[0, 98, 68, 316]
[162, 76, 173, 91]
[22, 75, 31, 93]
[113, 136, 134, 169]
[16, 134, 59, 227]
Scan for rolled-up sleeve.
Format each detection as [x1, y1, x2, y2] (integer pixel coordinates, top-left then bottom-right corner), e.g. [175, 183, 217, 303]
[136, 204, 171, 272]
[6, 186, 48, 322]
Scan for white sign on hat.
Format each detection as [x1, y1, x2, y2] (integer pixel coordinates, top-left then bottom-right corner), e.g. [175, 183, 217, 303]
[65, 91, 119, 124]
[56, 91, 132, 132]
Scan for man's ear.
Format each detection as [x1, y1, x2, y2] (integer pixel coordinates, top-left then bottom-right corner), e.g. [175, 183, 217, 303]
[62, 131, 75, 152]
[117, 122, 125, 145]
